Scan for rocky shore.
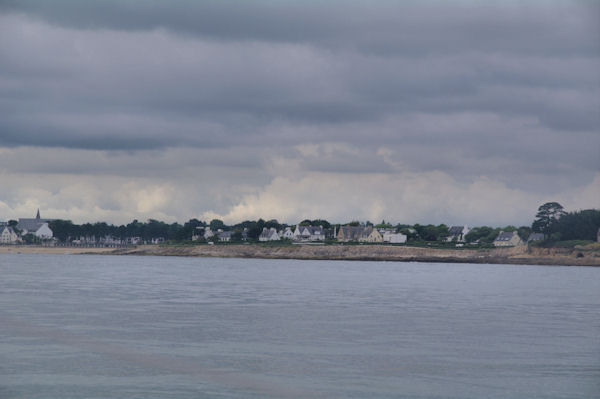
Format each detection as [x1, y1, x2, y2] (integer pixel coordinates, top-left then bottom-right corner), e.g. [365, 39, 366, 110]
[113, 243, 600, 266]
[2, 243, 599, 266]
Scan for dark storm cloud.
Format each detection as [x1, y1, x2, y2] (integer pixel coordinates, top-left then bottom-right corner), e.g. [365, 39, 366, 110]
[1, 0, 598, 56]
[0, 1, 598, 183]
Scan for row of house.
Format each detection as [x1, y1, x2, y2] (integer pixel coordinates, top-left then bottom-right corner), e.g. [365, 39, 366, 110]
[254, 224, 409, 244]
[195, 227, 239, 242]
[261, 225, 329, 242]
[70, 235, 152, 245]
[436, 225, 545, 247]
[0, 211, 558, 247]
[1, 210, 161, 246]
[492, 231, 545, 247]
[195, 225, 329, 243]
[0, 210, 54, 244]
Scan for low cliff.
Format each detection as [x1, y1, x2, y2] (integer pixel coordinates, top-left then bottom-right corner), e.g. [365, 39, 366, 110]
[110, 243, 600, 266]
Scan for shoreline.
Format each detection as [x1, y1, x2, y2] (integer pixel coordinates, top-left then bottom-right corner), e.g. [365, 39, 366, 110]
[2, 244, 599, 266]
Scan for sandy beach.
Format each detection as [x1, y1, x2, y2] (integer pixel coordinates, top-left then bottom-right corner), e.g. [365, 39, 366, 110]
[0, 246, 120, 255]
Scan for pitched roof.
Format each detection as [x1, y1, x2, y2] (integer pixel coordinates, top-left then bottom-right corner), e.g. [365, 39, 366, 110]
[17, 219, 48, 233]
[260, 227, 278, 238]
[527, 233, 544, 242]
[17, 210, 53, 233]
[296, 225, 323, 235]
[339, 225, 364, 240]
[448, 226, 464, 235]
[360, 225, 374, 238]
[1, 226, 16, 234]
[306, 226, 324, 235]
[495, 231, 516, 241]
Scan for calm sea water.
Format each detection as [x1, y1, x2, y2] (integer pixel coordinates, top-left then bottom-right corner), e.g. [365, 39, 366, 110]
[0, 254, 598, 399]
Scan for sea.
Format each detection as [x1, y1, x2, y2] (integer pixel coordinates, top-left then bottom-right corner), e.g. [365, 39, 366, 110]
[1, 254, 598, 399]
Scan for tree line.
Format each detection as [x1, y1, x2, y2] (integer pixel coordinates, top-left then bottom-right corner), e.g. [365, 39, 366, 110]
[41, 202, 598, 245]
[47, 218, 332, 243]
[464, 203, 599, 245]
[530, 203, 600, 242]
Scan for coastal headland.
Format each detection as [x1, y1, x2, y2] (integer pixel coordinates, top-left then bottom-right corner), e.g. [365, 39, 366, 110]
[2, 243, 599, 266]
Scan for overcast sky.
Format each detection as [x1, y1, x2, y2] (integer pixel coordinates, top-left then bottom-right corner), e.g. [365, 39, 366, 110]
[0, 0, 598, 226]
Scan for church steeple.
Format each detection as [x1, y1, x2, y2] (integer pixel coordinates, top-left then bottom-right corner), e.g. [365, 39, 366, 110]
[36, 209, 40, 220]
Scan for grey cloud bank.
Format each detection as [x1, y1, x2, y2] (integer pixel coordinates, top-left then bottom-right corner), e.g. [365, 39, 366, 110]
[0, 1, 598, 225]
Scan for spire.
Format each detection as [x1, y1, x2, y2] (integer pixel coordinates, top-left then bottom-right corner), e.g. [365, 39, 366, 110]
[36, 209, 40, 220]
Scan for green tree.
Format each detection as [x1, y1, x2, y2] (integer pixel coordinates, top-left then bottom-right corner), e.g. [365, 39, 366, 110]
[48, 219, 75, 242]
[532, 202, 566, 238]
[22, 233, 39, 245]
[231, 231, 243, 242]
[414, 224, 437, 241]
[399, 227, 417, 241]
[175, 219, 204, 241]
[311, 219, 331, 229]
[236, 220, 262, 241]
[126, 219, 143, 238]
[412, 224, 448, 241]
[264, 219, 281, 230]
[209, 219, 226, 231]
[517, 226, 532, 241]
[375, 220, 393, 229]
[436, 224, 449, 241]
[465, 226, 499, 244]
[553, 209, 600, 241]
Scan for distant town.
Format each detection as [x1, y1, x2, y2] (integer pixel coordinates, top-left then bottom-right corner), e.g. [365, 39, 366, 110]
[1, 202, 599, 248]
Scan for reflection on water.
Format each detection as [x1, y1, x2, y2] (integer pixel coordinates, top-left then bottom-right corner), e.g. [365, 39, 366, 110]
[1, 254, 599, 398]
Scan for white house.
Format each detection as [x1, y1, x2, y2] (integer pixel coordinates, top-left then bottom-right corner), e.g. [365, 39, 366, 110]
[293, 225, 325, 241]
[203, 227, 215, 239]
[281, 227, 294, 240]
[101, 235, 122, 245]
[218, 231, 232, 242]
[292, 225, 305, 240]
[381, 230, 407, 244]
[127, 236, 142, 245]
[0, 226, 20, 244]
[17, 210, 53, 239]
[35, 223, 53, 239]
[446, 226, 470, 242]
[259, 227, 280, 241]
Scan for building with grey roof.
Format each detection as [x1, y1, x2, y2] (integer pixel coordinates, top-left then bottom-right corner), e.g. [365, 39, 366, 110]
[1, 225, 21, 244]
[527, 233, 545, 242]
[336, 225, 365, 242]
[493, 231, 524, 247]
[446, 226, 469, 242]
[17, 209, 54, 238]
